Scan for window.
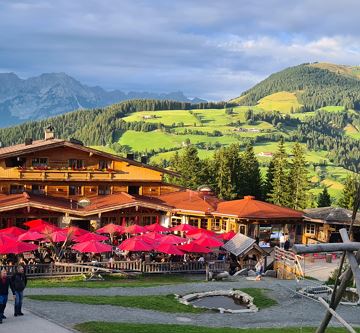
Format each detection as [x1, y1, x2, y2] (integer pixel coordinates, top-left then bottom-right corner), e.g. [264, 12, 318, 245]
[5, 157, 26, 167]
[68, 159, 84, 169]
[221, 219, 227, 231]
[211, 219, 221, 231]
[32, 158, 48, 167]
[305, 223, 316, 235]
[69, 185, 82, 196]
[189, 217, 199, 227]
[31, 184, 45, 195]
[10, 185, 25, 194]
[171, 216, 182, 227]
[128, 186, 140, 195]
[98, 185, 111, 195]
[99, 160, 110, 169]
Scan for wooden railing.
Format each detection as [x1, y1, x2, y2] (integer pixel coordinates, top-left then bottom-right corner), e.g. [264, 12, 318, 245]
[0, 260, 227, 277]
[274, 246, 304, 279]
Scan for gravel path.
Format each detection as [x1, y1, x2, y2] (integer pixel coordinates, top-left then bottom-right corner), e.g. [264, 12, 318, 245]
[23, 277, 360, 330]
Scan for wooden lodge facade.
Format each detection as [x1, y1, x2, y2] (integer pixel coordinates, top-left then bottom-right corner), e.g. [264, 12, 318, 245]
[0, 127, 304, 241]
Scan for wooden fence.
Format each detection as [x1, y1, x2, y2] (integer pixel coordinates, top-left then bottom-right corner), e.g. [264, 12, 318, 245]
[1, 260, 227, 277]
[273, 246, 304, 279]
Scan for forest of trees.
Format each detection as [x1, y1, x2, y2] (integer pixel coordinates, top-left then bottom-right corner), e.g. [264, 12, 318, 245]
[237, 64, 360, 110]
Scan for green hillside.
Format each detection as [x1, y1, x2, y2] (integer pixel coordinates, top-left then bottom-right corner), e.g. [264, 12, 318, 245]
[234, 62, 360, 111]
[0, 63, 359, 202]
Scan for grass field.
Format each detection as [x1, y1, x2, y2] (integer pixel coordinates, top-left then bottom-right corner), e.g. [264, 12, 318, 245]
[27, 294, 205, 314]
[75, 322, 360, 333]
[27, 274, 195, 288]
[256, 91, 303, 113]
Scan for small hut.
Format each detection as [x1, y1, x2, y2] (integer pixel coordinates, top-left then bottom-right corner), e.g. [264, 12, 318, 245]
[222, 233, 268, 271]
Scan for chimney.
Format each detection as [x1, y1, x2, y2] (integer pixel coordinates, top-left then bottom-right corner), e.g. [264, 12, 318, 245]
[141, 155, 148, 164]
[126, 153, 134, 160]
[44, 125, 55, 140]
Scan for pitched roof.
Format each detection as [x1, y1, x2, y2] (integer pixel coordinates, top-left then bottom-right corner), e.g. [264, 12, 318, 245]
[304, 207, 360, 226]
[222, 233, 267, 257]
[158, 190, 221, 214]
[0, 192, 171, 216]
[0, 138, 178, 176]
[214, 196, 303, 219]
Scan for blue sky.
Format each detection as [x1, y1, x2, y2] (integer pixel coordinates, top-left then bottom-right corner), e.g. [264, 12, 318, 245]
[1, 0, 360, 100]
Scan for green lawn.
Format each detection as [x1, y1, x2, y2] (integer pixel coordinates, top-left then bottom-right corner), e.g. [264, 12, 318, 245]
[75, 322, 360, 333]
[237, 288, 278, 309]
[257, 91, 303, 113]
[27, 274, 196, 289]
[27, 294, 205, 314]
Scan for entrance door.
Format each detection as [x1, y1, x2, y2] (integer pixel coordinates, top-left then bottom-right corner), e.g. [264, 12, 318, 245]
[70, 220, 91, 231]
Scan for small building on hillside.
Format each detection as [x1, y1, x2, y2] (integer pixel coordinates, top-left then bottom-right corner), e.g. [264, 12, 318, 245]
[303, 207, 360, 243]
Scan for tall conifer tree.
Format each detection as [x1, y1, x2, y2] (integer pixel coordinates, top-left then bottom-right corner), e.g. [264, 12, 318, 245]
[268, 139, 290, 207]
[317, 187, 331, 207]
[339, 175, 359, 209]
[288, 143, 308, 209]
[240, 145, 263, 199]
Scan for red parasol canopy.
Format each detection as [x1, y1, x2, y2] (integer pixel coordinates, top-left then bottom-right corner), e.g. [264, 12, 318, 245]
[49, 231, 69, 243]
[145, 223, 169, 233]
[193, 235, 224, 248]
[177, 242, 211, 253]
[72, 240, 112, 253]
[143, 232, 164, 240]
[0, 240, 38, 254]
[157, 234, 187, 245]
[155, 243, 184, 255]
[17, 231, 44, 242]
[118, 237, 153, 252]
[186, 228, 216, 238]
[74, 233, 108, 243]
[0, 234, 17, 245]
[123, 224, 147, 234]
[0, 226, 26, 236]
[63, 226, 89, 237]
[24, 219, 49, 228]
[30, 223, 62, 234]
[96, 223, 124, 235]
[221, 230, 237, 241]
[170, 224, 197, 232]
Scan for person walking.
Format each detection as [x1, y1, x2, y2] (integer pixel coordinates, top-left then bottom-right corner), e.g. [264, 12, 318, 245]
[0, 268, 14, 324]
[10, 265, 27, 317]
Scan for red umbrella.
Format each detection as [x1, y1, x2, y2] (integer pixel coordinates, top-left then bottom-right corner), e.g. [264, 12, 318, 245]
[177, 242, 211, 253]
[124, 224, 147, 234]
[193, 235, 224, 248]
[155, 243, 184, 255]
[186, 228, 216, 238]
[0, 240, 38, 254]
[49, 231, 69, 243]
[0, 234, 17, 245]
[74, 233, 108, 243]
[157, 234, 187, 244]
[96, 223, 124, 234]
[221, 230, 237, 241]
[118, 238, 153, 252]
[72, 240, 112, 253]
[143, 232, 164, 240]
[0, 226, 26, 236]
[145, 223, 169, 233]
[30, 224, 62, 234]
[17, 231, 44, 242]
[170, 224, 197, 232]
[63, 226, 89, 237]
[136, 234, 160, 245]
[24, 219, 49, 228]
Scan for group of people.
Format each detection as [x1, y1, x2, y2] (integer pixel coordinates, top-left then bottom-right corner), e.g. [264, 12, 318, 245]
[0, 266, 27, 324]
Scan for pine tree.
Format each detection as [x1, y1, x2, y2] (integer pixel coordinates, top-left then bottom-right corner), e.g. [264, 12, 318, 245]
[169, 146, 204, 189]
[317, 187, 331, 207]
[213, 144, 242, 199]
[268, 139, 290, 207]
[339, 175, 359, 209]
[240, 145, 263, 199]
[264, 159, 275, 201]
[288, 143, 308, 209]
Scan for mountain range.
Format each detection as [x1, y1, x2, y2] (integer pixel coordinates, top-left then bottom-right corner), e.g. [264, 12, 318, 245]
[0, 72, 206, 126]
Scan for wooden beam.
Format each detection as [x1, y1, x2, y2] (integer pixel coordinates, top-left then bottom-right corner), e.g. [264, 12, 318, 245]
[293, 243, 360, 254]
[317, 297, 356, 333]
